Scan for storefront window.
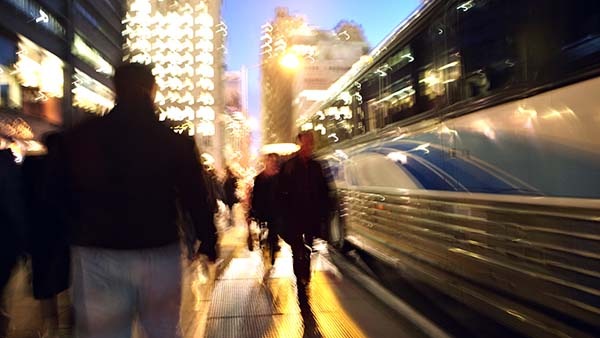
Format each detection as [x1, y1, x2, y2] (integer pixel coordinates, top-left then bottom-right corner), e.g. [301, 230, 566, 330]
[73, 34, 114, 76]
[72, 69, 115, 116]
[0, 30, 21, 109]
[14, 35, 64, 125]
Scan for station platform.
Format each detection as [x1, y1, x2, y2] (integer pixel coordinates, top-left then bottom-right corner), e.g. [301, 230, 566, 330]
[184, 226, 427, 338]
[3, 224, 431, 338]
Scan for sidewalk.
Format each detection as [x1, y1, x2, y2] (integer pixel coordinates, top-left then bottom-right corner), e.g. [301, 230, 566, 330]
[4, 223, 420, 338]
[1, 222, 248, 338]
[180, 224, 248, 337]
[196, 238, 424, 338]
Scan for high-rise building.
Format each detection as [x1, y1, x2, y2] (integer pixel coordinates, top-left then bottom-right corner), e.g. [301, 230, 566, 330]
[0, 0, 124, 146]
[123, 0, 225, 166]
[260, 9, 368, 146]
[259, 8, 305, 145]
[223, 68, 250, 167]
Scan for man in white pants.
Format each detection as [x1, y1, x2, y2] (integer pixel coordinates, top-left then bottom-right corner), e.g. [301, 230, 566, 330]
[47, 63, 218, 337]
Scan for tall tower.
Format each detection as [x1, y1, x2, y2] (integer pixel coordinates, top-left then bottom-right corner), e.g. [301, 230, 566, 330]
[223, 69, 250, 167]
[123, 0, 224, 166]
[259, 8, 305, 145]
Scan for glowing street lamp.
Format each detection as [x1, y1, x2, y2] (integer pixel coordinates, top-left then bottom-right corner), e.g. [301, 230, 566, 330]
[279, 52, 301, 70]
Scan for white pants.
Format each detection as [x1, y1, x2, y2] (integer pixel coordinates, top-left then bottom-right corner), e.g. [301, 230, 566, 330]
[71, 244, 182, 338]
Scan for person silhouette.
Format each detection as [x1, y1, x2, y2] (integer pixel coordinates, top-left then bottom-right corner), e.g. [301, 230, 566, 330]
[47, 63, 218, 337]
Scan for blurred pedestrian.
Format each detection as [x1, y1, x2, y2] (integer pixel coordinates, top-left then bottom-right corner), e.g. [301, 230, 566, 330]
[0, 140, 26, 336]
[204, 165, 224, 205]
[250, 153, 281, 264]
[46, 62, 218, 338]
[22, 132, 71, 337]
[223, 166, 239, 227]
[277, 131, 333, 304]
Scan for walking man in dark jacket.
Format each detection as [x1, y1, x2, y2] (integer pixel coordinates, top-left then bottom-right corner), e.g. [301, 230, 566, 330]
[48, 63, 218, 337]
[250, 153, 281, 265]
[223, 167, 239, 227]
[277, 131, 332, 302]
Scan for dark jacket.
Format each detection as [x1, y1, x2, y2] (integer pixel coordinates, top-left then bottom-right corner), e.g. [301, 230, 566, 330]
[48, 103, 217, 253]
[206, 170, 224, 202]
[223, 174, 239, 207]
[277, 154, 332, 238]
[22, 154, 70, 299]
[0, 149, 26, 272]
[250, 171, 279, 222]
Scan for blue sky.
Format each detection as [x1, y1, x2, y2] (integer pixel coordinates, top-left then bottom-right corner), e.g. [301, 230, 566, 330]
[222, 0, 421, 134]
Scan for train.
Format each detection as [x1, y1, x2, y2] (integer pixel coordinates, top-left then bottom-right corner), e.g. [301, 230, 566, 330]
[304, 1, 600, 337]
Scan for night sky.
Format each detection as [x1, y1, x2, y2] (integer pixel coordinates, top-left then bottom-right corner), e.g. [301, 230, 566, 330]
[221, 0, 421, 145]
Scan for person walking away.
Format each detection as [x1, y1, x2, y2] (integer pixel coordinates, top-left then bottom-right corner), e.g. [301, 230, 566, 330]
[223, 167, 239, 227]
[22, 132, 71, 337]
[0, 143, 27, 336]
[46, 63, 218, 338]
[250, 153, 281, 265]
[277, 131, 333, 304]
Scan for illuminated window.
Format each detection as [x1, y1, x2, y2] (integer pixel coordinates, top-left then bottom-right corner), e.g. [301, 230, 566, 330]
[15, 35, 64, 98]
[72, 35, 114, 76]
[72, 69, 114, 115]
[123, 0, 217, 136]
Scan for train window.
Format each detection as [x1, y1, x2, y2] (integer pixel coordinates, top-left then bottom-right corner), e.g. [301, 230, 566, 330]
[359, 73, 386, 131]
[384, 46, 417, 124]
[413, 15, 462, 113]
[383, 75, 416, 124]
[311, 89, 362, 148]
[388, 46, 414, 72]
[559, 0, 600, 69]
[350, 87, 367, 136]
[365, 97, 384, 130]
[452, 0, 526, 99]
[323, 103, 354, 144]
[528, 0, 600, 82]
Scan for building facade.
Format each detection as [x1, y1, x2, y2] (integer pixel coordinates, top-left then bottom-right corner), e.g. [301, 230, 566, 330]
[0, 0, 124, 146]
[260, 8, 368, 145]
[259, 8, 305, 145]
[123, 0, 225, 167]
[291, 23, 368, 127]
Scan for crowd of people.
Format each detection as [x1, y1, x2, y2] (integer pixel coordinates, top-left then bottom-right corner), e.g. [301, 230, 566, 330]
[0, 62, 334, 337]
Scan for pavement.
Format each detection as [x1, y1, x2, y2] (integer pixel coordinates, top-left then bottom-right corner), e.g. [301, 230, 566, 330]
[1, 221, 246, 338]
[195, 234, 426, 338]
[3, 219, 423, 338]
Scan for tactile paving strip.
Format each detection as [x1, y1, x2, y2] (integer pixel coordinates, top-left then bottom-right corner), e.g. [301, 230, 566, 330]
[205, 314, 304, 338]
[208, 280, 276, 317]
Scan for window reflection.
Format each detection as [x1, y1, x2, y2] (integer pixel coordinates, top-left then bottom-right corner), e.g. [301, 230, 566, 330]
[455, 0, 524, 98]
[419, 55, 461, 103]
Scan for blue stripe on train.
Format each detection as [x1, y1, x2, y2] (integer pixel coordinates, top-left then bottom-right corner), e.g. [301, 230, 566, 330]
[366, 141, 536, 194]
[351, 129, 600, 198]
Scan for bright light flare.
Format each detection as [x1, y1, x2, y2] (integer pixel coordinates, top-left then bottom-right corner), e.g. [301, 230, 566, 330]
[260, 143, 300, 155]
[387, 151, 408, 164]
[279, 52, 301, 70]
[246, 117, 259, 131]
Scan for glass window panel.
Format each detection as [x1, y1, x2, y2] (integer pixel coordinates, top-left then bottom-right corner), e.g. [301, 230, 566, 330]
[454, 0, 526, 97]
